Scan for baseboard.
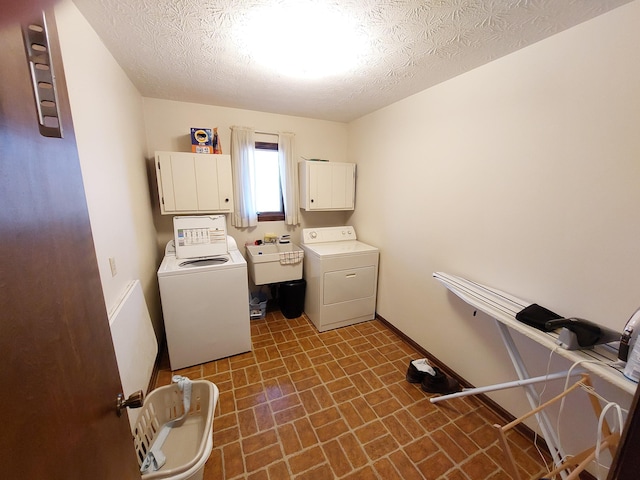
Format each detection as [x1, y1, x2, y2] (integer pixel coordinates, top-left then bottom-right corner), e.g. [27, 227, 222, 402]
[375, 315, 528, 422]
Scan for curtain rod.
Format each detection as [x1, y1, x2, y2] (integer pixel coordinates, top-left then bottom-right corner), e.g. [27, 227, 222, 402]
[229, 126, 278, 136]
[229, 127, 284, 136]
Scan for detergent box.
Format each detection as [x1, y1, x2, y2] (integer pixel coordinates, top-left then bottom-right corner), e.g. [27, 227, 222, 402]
[190, 128, 213, 154]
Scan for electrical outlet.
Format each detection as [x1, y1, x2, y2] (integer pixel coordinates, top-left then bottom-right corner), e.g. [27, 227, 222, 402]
[109, 257, 117, 277]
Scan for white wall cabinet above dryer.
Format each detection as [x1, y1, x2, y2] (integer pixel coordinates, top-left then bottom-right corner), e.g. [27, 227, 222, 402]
[155, 151, 234, 215]
[299, 160, 355, 211]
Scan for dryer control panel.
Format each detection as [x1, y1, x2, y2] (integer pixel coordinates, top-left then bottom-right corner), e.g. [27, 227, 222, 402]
[302, 226, 357, 244]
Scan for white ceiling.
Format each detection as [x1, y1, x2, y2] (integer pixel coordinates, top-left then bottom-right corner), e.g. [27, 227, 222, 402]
[72, 0, 632, 123]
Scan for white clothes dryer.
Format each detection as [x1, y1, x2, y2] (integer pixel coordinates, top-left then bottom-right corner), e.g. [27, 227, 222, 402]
[301, 226, 379, 332]
[157, 216, 250, 370]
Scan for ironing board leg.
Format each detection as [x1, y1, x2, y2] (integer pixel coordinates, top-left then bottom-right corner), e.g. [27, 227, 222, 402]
[495, 321, 569, 478]
[429, 321, 572, 478]
[429, 369, 583, 403]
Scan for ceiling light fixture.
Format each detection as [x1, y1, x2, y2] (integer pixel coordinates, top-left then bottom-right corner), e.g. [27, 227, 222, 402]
[235, 1, 370, 79]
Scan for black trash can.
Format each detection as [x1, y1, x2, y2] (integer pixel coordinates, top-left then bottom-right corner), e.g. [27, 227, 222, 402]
[279, 279, 306, 319]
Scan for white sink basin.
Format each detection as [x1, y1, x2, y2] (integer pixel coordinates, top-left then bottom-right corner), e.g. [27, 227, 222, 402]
[246, 243, 304, 285]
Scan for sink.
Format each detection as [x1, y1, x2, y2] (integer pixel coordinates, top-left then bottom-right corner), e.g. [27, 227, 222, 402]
[246, 243, 304, 285]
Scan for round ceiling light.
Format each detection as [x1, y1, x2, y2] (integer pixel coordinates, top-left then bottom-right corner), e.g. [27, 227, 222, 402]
[236, 1, 370, 79]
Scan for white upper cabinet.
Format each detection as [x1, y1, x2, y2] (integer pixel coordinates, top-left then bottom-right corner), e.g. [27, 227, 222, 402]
[155, 152, 234, 215]
[299, 160, 355, 211]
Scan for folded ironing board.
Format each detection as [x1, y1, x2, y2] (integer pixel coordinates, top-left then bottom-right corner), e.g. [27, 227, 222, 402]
[432, 272, 631, 395]
[432, 272, 633, 478]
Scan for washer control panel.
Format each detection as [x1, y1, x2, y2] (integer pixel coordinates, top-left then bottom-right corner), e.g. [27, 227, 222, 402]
[302, 226, 357, 244]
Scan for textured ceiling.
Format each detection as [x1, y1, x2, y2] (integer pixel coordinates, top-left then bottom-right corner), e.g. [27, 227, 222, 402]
[72, 0, 632, 122]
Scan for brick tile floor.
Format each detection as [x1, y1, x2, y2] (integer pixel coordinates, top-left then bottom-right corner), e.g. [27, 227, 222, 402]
[155, 311, 551, 479]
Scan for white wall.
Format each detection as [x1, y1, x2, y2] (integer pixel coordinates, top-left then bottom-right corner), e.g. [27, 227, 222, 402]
[348, 0, 640, 466]
[55, 1, 161, 333]
[142, 98, 350, 256]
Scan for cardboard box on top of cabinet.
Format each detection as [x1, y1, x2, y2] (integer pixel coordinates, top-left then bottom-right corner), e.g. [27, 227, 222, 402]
[191, 128, 213, 154]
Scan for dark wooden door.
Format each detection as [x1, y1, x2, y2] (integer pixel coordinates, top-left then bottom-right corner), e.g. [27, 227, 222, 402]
[0, 10, 140, 480]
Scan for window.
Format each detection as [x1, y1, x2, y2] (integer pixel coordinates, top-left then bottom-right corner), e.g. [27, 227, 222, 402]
[254, 142, 284, 221]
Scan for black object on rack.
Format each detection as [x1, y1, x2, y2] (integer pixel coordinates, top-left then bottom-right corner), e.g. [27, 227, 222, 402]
[515, 303, 563, 331]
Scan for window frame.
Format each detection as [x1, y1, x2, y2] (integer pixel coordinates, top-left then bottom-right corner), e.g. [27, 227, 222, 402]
[254, 141, 285, 222]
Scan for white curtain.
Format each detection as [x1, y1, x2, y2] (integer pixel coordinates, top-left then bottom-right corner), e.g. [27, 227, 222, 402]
[230, 126, 258, 228]
[278, 132, 299, 226]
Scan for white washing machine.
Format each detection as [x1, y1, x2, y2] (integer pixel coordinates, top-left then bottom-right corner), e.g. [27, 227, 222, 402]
[301, 226, 379, 332]
[157, 215, 251, 370]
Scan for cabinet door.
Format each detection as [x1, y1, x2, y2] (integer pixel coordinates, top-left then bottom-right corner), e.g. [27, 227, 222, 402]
[195, 154, 233, 212]
[305, 161, 355, 210]
[214, 155, 234, 212]
[156, 152, 233, 214]
[171, 154, 200, 211]
[330, 163, 355, 209]
[156, 152, 199, 212]
[194, 155, 220, 211]
[309, 162, 333, 209]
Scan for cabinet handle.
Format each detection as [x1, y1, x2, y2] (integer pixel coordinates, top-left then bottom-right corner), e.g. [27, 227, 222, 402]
[225, 198, 229, 202]
[311, 199, 314, 203]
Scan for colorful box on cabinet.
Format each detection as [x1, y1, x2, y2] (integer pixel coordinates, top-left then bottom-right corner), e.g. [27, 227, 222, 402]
[190, 128, 213, 154]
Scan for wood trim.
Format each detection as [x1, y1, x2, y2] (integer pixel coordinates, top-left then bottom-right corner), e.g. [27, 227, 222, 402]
[255, 141, 278, 150]
[258, 211, 285, 222]
[375, 315, 531, 423]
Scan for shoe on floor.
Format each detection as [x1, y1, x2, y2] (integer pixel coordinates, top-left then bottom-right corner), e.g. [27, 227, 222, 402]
[421, 367, 461, 394]
[406, 358, 436, 383]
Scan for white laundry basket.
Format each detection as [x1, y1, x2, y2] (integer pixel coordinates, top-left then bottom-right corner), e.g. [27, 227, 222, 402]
[133, 380, 219, 480]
